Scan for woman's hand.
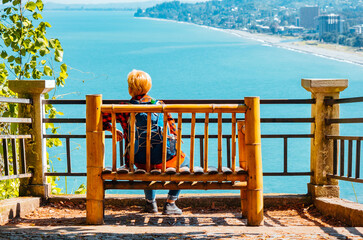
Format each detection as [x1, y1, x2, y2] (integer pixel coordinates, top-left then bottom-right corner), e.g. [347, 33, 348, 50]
[116, 130, 123, 141]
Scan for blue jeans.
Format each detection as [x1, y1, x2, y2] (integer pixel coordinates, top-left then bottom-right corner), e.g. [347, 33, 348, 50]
[144, 156, 189, 202]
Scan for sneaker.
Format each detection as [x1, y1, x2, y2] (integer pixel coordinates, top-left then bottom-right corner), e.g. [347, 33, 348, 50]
[144, 201, 158, 213]
[162, 202, 182, 215]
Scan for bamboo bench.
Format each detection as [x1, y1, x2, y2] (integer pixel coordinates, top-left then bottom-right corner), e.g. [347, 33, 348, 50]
[85, 95, 263, 226]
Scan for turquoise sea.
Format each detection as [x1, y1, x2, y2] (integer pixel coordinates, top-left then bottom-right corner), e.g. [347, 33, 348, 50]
[44, 10, 363, 202]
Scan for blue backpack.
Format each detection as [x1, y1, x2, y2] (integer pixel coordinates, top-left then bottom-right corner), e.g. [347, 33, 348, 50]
[127, 98, 176, 165]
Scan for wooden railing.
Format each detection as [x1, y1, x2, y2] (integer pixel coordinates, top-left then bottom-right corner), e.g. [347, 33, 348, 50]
[43, 99, 314, 178]
[0, 97, 32, 181]
[325, 96, 363, 184]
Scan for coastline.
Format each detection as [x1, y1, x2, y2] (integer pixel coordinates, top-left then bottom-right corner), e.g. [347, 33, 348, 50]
[138, 16, 363, 67]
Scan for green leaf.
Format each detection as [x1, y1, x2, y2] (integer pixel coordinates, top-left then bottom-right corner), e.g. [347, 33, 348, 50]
[74, 184, 87, 194]
[39, 47, 49, 56]
[32, 12, 43, 20]
[25, 1, 37, 11]
[24, 72, 31, 79]
[10, 14, 19, 23]
[15, 57, 21, 64]
[36, 0, 44, 11]
[60, 63, 67, 72]
[7, 56, 15, 62]
[3, 0, 11, 4]
[59, 71, 68, 79]
[5, 7, 12, 14]
[43, 65, 52, 76]
[12, 0, 21, 5]
[54, 48, 63, 62]
[0, 51, 7, 59]
[4, 37, 11, 47]
[49, 39, 56, 48]
[41, 60, 46, 65]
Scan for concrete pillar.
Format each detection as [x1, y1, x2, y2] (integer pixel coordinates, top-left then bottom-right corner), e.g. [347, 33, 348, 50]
[302, 78, 348, 198]
[9, 80, 55, 199]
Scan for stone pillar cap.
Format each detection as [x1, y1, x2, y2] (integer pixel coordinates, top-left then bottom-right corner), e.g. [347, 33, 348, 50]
[301, 78, 348, 93]
[9, 80, 55, 94]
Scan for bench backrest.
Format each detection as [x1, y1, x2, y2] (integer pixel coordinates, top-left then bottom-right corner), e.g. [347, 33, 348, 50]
[101, 103, 248, 173]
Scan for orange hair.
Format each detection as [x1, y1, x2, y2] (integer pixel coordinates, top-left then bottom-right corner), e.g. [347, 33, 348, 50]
[127, 69, 152, 97]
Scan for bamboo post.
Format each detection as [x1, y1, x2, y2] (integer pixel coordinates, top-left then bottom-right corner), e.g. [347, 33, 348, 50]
[218, 113, 222, 172]
[146, 112, 151, 172]
[238, 120, 247, 217]
[111, 112, 117, 172]
[244, 97, 263, 226]
[86, 94, 105, 225]
[129, 113, 135, 172]
[190, 113, 196, 173]
[162, 113, 168, 173]
[204, 113, 209, 172]
[176, 113, 182, 172]
[231, 113, 237, 172]
[302, 79, 348, 198]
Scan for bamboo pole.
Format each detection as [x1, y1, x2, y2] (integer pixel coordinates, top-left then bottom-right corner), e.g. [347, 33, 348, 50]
[102, 104, 247, 114]
[111, 112, 117, 172]
[244, 97, 263, 226]
[162, 113, 168, 173]
[129, 113, 135, 173]
[218, 113, 222, 172]
[176, 113, 182, 173]
[204, 113, 209, 172]
[86, 94, 105, 225]
[238, 121, 247, 170]
[102, 172, 248, 182]
[190, 113, 196, 173]
[231, 113, 237, 172]
[105, 181, 247, 190]
[146, 112, 151, 172]
[238, 120, 247, 217]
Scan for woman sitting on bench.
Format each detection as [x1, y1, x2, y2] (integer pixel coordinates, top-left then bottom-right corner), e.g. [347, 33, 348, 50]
[102, 69, 187, 215]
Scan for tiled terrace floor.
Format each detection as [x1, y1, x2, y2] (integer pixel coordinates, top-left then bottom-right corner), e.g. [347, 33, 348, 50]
[1, 201, 363, 239]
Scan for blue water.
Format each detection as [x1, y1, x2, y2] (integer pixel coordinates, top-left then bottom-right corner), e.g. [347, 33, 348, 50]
[44, 10, 363, 202]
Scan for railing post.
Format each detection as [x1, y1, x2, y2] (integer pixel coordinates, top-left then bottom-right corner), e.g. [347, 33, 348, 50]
[302, 78, 348, 198]
[86, 94, 105, 224]
[8, 80, 55, 199]
[244, 97, 263, 226]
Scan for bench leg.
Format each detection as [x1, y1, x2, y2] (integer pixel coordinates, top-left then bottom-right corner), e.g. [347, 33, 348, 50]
[240, 189, 247, 218]
[245, 97, 264, 226]
[86, 95, 105, 224]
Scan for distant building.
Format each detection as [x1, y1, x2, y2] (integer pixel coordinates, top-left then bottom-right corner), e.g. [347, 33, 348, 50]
[349, 25, 363, 35]
[318, 14, 342, 37]
[285, 26, 304, 35]
[296, 17, 300, 27]
[300, 6, 319, 29]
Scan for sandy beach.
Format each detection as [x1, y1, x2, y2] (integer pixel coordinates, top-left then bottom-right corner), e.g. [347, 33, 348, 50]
[226, 29, 363, 66]
[139, 17, 363, 66]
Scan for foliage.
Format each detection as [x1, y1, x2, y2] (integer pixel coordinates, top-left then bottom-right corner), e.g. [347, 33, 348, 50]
[74, 183, 86, 195]
[0, 0, 69, 199]
[304, 32, 363, 48]
[0, 179, 19, 200]
[0, 0, 68, 83]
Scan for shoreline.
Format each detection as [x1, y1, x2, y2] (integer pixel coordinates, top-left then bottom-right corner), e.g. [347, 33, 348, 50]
[138, 16, 363, 67]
